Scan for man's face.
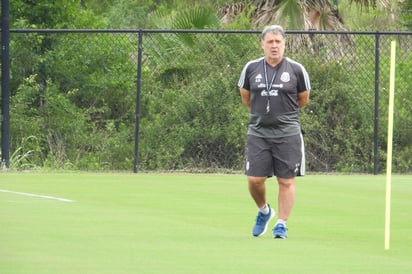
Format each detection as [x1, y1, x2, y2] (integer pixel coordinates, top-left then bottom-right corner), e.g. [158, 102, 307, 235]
[261, 32, 285, 62]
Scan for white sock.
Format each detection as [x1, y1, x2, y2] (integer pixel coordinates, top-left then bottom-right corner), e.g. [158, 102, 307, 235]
[258, 204, 270, 215]
[276, 219, 286, 226]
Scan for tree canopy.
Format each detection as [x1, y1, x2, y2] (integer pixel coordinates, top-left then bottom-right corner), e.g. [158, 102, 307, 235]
[10, 0, 412, 30]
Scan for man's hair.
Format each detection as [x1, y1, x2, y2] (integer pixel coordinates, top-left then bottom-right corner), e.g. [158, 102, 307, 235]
[260, 25, 285, 41]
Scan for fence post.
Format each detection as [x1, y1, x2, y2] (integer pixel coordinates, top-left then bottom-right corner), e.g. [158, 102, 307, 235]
[134, 30, 143, 173]
[1, 0, 10, 170]
[373, 31, 380, 175]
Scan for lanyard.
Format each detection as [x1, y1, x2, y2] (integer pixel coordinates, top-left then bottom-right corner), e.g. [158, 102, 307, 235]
[263, 59, 278, 113]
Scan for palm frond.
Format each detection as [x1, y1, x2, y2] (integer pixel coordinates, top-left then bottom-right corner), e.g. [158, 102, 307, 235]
[173, 7, 220, 46]
[173, 7, 219, 29]
[272, 0, 304, 29]
[349, 0, 386, 8]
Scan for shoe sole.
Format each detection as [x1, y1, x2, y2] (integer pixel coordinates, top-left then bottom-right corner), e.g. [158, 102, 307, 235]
[274, 235, 287, 239]
[253, 209, 275, 237]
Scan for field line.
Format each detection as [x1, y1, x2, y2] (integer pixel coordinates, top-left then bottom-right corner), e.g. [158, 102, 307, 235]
[0, 189, 75, 202]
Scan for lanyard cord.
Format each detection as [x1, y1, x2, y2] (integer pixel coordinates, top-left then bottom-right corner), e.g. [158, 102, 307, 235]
[263, 59, 278, 114]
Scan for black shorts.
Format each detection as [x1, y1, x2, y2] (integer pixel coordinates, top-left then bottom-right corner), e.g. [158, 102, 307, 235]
[245, 134, 305, 178]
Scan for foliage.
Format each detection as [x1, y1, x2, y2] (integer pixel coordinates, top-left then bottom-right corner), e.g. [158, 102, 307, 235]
[339, 0, 408, 30]
[399, 0, 412, 30]
[43, 33, 136, 120]
[9, 136, 41, 169]
[11, 74, 135, 170]
[139, 11, 248, 170]
[11, 0, 106, 29]
[3, 0, 412, 173]
[7, 1, 138, 170]
[104, 0, 155, 28]
[80, 0, 113, 15]
[377, 40, 412, 173]
[300, 58, 375, 172]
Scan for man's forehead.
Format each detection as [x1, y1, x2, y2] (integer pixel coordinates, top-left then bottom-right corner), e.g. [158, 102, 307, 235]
[263, 32, 284, 41]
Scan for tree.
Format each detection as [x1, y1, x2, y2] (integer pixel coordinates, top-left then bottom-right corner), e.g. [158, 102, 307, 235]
[11, 0, 105, 29]
[8, 1, 137, 169]
[217, 0, 400, 30]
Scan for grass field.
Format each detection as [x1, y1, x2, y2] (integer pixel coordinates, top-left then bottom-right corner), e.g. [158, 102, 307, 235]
[0, 172, 411, 274]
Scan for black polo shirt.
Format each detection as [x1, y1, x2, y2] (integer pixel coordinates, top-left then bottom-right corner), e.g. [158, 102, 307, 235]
[238, 57, 311, 138]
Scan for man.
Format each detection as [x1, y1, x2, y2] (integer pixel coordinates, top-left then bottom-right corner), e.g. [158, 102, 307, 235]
[237, 25, 310, 238]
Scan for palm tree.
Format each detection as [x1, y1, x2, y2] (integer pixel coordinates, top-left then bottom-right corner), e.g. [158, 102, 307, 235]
[218, 0, 391, 30]
[218, 0, 384, 59]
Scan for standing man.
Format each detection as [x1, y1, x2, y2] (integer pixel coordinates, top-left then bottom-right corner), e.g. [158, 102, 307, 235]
[238, 25, 310, 238]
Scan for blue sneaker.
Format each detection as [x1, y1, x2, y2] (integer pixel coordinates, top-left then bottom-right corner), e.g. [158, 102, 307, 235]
[252, 206, 275, 237]
[273, 223, 288, 239]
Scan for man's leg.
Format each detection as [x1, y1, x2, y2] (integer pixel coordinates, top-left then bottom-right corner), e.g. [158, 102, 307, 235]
[248, 176, 267, 208]
[277, 177, 295, 221]
[273, 176, 295, 238]
[248, 176, 275, 236]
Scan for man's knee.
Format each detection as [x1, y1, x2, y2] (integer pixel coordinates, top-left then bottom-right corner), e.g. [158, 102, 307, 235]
[248, 176, 266, 186]
[277, 177, 295, 187]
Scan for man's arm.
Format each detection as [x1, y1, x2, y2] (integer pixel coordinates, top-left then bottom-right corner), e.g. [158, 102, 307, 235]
[298, 90, 310, 108]
[239, 88, 251, 108]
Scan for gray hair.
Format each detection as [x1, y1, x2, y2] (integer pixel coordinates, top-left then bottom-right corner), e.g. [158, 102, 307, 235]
[260, 25, 285, 41]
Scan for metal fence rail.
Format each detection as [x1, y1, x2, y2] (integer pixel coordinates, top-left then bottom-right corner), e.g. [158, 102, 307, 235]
[1, 29, 412, 173]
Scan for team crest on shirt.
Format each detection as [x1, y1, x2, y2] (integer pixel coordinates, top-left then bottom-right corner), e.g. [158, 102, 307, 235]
[255, 74, 263, 83]
[280, 72, 290, 82]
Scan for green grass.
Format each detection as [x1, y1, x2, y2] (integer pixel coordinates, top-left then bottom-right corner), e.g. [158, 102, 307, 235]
[0, 173, 411, 274]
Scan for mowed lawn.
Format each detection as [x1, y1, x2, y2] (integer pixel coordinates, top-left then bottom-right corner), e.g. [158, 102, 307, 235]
[0, 172, 411, 274]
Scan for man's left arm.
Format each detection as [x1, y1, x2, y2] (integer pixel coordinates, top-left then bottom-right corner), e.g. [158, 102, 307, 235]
[298, 90, 310, 108]
[295, 63, 311, 108]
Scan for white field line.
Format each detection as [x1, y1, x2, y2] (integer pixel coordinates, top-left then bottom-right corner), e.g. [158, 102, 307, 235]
[0, 189, 75, 202]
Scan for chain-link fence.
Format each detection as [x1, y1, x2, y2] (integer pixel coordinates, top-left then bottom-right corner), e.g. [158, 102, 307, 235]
[2, 29, 412, 173]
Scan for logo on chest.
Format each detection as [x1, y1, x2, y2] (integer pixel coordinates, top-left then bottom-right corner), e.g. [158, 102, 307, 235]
[255, 74, 263, 83]
[261, 89, 278, 96]
[280, 72, 290, 82]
